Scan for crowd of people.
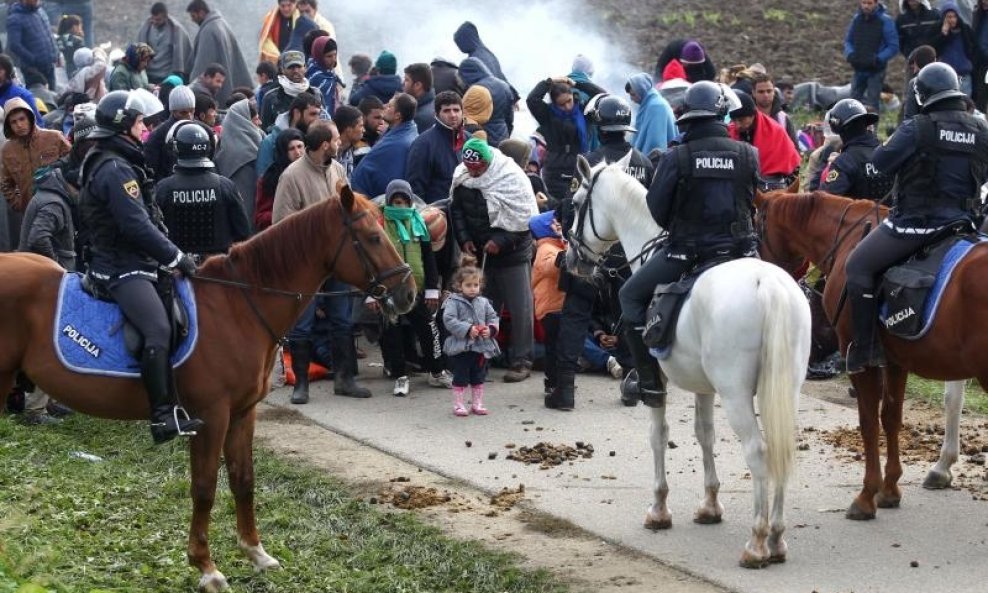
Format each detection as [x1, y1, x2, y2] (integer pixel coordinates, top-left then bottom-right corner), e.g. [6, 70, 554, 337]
[1, 0, 986, 439]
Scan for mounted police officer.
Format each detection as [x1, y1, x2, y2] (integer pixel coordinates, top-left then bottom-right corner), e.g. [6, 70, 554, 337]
[845, 63, 988, 374]
[819, 98, 894, 201]
[155, 121, 250, 260]
[585, 95, 654, 186]
[79, 90, 204, 444]
[618, 81, 760, 406]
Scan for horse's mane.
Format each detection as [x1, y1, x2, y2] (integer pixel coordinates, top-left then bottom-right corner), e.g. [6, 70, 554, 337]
[775, 191, 884, 228]
[595, 162, 652, 224]
[201, 194, 378, 288]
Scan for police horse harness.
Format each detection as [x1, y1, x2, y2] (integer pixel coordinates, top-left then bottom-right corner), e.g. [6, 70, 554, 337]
[0, 188, 415, 591]
[565, 158, 811, 568]
[756, 190, 988, 521]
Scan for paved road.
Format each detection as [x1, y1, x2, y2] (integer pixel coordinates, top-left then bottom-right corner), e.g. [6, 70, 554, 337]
[266, 361, 988, 593]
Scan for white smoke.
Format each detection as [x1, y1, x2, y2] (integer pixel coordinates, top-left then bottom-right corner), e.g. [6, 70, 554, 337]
[197, 0, 641, 137]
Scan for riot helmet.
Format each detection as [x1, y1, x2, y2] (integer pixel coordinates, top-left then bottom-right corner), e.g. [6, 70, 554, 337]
[677, 80, 728, 123]
[170, 120, 215, 169]
[594, 95, 636, 133]
[92, 89, 164, 140]
[914, 63, 965, 109]
[826, 98, 878, 135]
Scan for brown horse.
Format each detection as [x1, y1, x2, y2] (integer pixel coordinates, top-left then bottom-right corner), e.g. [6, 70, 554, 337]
[0, 188, 415, 591]
[756, 190, 988, 521]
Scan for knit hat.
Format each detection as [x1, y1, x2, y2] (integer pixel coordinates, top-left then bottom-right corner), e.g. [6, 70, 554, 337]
[73, 47, 94, 69]
[498, 138, 531, 169]
[571, 54, 594, 77]
[730, 91, 756, 119]
[162, 74, 184, 88]
[169, 85, 196, 112]
[661, 59, 687, 83]
[462, 137, 493, 169]
[463, 85, 493, 125]
[680, 40, 705, 65]
[311, 36, 337, 62]
[385, 179, 414, 205]
[375, 50, 397, 75]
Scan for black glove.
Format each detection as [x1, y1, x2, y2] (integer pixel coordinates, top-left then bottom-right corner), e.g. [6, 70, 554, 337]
[175, 253, 197, 278]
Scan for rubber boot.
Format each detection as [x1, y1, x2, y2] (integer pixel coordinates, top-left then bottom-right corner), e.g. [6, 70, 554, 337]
[452, 386, 469, 416]
[846, 291, 887, 374]
[143, 346, 204, 444]
[623, 326, 666, 408]
[289, 339, 312, 404]
[470, 384, 489, 415]
[545, 369, 575, 411]
[332, 335, 371, 398]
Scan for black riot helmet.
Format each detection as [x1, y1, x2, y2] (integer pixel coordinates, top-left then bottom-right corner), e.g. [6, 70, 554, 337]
[914, 62, 966, 109]
[826, 98, 879, 135]
[92, 89, 164, 140]
[677, 80, 728, 123]
[170, 120, 215, 169]
[594, 95, 636, 133]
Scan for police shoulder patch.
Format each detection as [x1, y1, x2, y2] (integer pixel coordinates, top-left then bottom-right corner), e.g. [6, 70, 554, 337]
[123, 180, 140, 200]
[825, 169, 839, 183]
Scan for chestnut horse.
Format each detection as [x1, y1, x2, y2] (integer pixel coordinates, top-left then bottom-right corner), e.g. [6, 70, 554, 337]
[756, 190, 985, 520]
[0, 188, 415, 591]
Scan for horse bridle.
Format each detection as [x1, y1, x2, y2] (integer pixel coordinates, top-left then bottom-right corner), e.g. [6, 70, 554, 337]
[197, 202, 412, 344]
[568, 167, 665, 276]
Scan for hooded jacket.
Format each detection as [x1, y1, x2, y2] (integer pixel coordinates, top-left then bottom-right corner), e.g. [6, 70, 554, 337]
[454, 22, 512, 89]
[932, 1, 975, 75]
[627, 73, 678, 155]
[459, 58, 514, 146]
[6, 2, 58, 72]
[1, 97, 71, 211]
[529, 211, 565, 320]
[896, 0, 942, 57]
[19, 167, 77, 270]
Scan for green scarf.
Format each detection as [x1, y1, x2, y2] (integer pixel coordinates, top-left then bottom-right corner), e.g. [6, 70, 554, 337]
[382, 206, 430, 244]
[383, 206, 430, 290]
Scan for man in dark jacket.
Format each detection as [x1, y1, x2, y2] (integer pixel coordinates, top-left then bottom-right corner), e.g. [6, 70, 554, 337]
[844, 0, 899, 111]
[454, 21, 518, 101]
[897, 0, 942, 58]
[144, 85, 196, 182]
[820, 98, 894, 201]
[403, 63, 437, 133]
[6, 0, 58, 90]
[431, 57, 464, 96]
[260, 50, 320, 131]
[348, 50, 402, 106]
[406, 90, 468, 203]
[459, 57, 514, 146]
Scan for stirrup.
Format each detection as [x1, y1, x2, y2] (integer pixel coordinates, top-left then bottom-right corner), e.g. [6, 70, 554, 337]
[173, 405, 199, 436]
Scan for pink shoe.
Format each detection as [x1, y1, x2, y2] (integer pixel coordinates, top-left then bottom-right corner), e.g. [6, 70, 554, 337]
[470, 384, 488, 415]
[453, 386, 469, 417]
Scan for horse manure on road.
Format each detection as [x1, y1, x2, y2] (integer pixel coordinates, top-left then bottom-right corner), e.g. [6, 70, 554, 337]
[506, 441, 595, 469]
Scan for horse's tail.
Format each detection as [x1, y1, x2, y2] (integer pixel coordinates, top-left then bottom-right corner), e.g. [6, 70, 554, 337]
[755, 273, 801, 487]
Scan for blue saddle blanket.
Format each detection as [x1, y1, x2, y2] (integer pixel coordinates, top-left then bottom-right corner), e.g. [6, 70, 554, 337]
[879, 237, 984, 339]
[53, 274, 198, 377]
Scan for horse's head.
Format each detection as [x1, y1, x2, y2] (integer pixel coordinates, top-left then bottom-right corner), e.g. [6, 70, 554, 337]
[564, 154, 627, 277]
[334, 186, 416, 317]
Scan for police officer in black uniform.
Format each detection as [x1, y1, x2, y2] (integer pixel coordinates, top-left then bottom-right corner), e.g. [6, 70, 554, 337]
[845, 63, 988, 374]
[155, 121, 250, 259]
[819, 98, 894, 201]
[585, 95, 654, 185]
[618, 81, 760, 405]
[79, 90, 204, 444]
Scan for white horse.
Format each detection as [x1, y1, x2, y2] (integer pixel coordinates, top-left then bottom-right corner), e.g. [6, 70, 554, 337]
[565, 158, 811, 568]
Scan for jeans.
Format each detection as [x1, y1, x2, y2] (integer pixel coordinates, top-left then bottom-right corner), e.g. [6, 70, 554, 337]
[851, 68, 886, 112]
[290, 280, 353, 341]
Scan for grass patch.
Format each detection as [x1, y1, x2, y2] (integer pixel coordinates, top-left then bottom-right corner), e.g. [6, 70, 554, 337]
[905, 376, 988, 415]
[0, 416, 566, 593]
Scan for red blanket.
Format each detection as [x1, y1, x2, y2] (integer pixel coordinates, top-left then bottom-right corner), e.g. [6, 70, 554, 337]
[729, 111, 800, 176]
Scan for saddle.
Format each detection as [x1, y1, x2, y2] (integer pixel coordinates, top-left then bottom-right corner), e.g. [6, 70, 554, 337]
[880, 225, 983, 339]
[642, 257, 731, 354]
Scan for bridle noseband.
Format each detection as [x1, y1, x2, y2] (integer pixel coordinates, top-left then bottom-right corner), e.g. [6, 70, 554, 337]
[335, 207, 412, 301]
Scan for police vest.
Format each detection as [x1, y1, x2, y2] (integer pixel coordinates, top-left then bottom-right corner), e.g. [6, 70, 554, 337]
[158, 171, 227, 255]
[671, 137, 756, 251]
[842, 142, 894, 202]
[897, 111, 988, 220]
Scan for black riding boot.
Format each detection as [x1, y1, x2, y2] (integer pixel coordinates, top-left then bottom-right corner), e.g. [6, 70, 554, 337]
[289, 339, 312, 404]
[332, 336, 371, 398]
[846, 291, 887, 374]
[545, 369, 575, 411]
[143, 346, 204, 444]
[623, 326, 666, 408]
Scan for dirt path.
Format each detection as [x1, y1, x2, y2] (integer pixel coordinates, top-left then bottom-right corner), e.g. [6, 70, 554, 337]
[254, 405, 728, 593]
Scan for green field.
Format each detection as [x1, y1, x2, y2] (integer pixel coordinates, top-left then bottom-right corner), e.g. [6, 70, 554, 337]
[0, 416, 565, 593]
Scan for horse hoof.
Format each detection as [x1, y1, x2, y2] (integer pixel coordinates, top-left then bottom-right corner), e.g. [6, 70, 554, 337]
[644, 514, 672, 530]
[240, 542, 281, 572]
[768, 553, 787, 564]
[876, 493, 901, 509]
[922, 470, 953, 490]
[198, 570, 229, 592]
[845, 500, 876, 521]
[738, 551, 770, 569]
[692, 512, 723, 525]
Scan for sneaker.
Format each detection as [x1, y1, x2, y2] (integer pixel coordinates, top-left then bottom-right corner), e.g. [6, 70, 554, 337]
[606, 356, 624, 379]
[503, 363, 531, 383]
[21, 412, 61, 426]
[428, 370, 453, 388]
[393, 376, 410, 397]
